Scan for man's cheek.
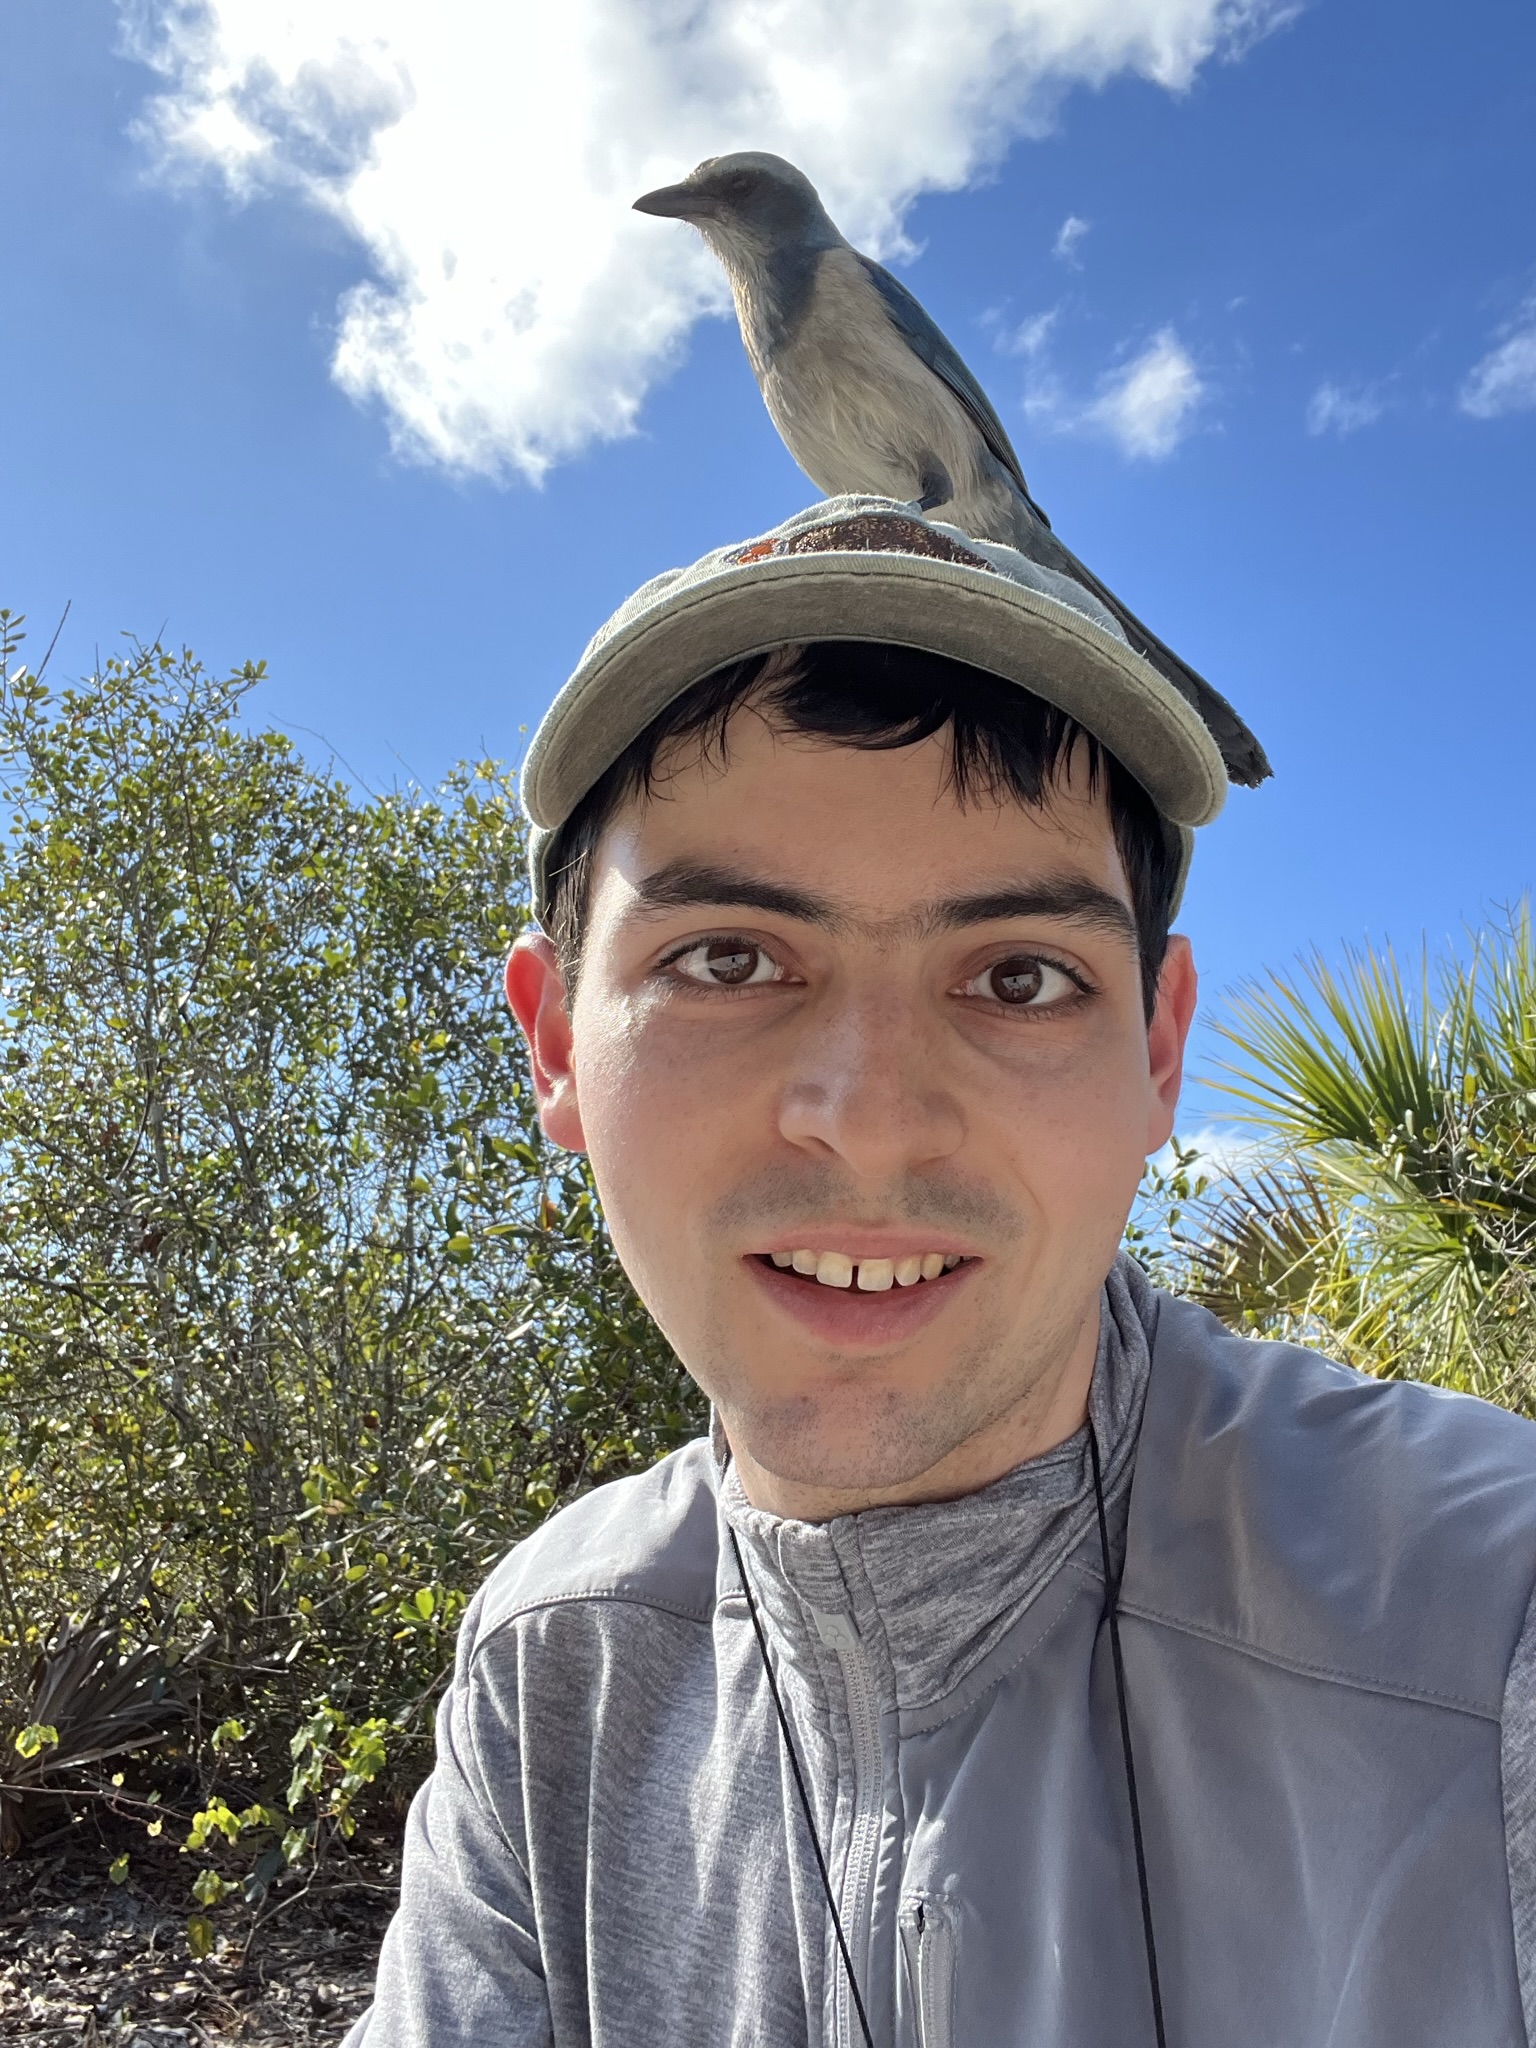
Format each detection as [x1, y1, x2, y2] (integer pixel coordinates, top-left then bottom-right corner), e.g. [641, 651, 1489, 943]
[584, 1082, 717, 1281]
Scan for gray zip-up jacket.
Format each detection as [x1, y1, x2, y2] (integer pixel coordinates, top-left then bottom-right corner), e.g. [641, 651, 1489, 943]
[348, 1261, 1536, 2045]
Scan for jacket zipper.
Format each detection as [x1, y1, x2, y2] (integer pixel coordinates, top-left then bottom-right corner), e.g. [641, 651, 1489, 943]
[812, 1608, 883, 2048]
[898, 1897, 955, 2048]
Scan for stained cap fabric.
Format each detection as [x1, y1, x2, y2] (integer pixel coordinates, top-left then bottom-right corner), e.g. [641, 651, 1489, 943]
[523, 495, 1237, 919]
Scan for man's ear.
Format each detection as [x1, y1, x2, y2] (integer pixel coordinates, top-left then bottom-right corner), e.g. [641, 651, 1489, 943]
[1144, 933, 1197, 1156]
[504, 933, 587, 1152]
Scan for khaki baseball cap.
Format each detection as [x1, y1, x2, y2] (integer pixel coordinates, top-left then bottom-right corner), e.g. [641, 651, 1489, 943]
[523, 495, 1246, 919]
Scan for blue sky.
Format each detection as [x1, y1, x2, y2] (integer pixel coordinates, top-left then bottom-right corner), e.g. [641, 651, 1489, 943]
[4, 0, 1533, 1132]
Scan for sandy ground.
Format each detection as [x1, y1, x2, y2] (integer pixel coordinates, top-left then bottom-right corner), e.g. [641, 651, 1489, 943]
[0, 1810, 398, 2045]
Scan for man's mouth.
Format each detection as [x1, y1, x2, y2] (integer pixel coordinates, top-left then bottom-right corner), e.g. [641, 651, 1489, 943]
[755, 1249, 970, 1292]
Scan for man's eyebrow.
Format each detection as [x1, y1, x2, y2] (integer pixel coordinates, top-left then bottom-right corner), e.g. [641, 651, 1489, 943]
[923, 880, 1139, 947]
[627, 862, 1137, 948]
[630, 860, 848, 928]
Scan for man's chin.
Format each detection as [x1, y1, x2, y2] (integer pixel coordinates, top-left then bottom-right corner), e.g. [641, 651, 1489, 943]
[720, 1382, 999, 1508]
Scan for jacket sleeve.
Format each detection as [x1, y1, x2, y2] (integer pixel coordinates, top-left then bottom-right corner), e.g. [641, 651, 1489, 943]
[343, 1590, 553, 2047]
[1502, 1578, 1536, 2048]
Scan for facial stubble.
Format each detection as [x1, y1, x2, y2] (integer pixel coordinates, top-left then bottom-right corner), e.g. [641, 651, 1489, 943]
[675, 1162, 1093, 1496]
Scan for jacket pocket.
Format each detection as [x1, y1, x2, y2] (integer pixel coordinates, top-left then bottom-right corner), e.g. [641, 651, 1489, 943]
[899, 1895, 955, 2048]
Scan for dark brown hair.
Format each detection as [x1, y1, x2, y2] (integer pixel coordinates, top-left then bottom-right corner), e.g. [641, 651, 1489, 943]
[542, 641, 1182, 1018]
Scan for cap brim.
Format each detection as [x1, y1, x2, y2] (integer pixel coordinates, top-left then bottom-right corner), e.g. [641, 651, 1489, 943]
[523, 545, 1222, 921]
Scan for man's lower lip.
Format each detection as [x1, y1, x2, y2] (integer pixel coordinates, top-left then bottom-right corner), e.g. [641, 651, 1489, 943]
[744, 1254, 974, 1344]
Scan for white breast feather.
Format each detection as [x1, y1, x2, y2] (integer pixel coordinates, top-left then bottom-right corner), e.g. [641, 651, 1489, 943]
[760, 250, 990, 506]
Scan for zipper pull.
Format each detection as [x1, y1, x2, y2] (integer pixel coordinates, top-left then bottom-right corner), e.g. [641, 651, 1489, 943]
[810, 1607, 860, 1653]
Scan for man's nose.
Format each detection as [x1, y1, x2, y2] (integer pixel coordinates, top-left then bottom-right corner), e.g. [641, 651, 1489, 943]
[776, 986, 964, 1179]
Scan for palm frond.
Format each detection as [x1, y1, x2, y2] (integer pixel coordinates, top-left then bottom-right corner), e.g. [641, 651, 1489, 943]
[1166, 906, 1536, 1409]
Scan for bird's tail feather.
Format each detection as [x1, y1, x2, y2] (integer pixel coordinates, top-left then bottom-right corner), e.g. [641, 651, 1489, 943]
[1008, 508, 1271, 789]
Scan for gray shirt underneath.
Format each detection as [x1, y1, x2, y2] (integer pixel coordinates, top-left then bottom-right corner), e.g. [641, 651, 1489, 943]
[349, 1262, 1536, 2043]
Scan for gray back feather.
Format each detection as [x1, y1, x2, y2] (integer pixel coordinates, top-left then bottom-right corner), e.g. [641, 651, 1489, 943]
[856, 255, 1042, 517]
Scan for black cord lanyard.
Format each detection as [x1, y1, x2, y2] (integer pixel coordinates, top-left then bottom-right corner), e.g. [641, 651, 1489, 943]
[731, 1419, 1166, 2048]
[1087, 1417, 1168, 2048]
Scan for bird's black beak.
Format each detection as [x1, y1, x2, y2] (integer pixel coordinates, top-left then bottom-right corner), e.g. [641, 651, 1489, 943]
[633, 182, 711, 221]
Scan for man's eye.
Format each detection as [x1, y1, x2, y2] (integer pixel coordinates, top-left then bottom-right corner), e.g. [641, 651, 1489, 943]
[669, 938, 784, 988]
[960, 954, 1080, 1007]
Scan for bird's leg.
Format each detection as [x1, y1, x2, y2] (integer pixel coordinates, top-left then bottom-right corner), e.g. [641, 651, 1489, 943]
[915, 455, 954, 513]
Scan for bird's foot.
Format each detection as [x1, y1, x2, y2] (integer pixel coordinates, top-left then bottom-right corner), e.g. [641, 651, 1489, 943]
[915, 456, 954, 513]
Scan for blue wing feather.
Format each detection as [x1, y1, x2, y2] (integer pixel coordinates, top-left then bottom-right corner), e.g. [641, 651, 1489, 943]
[856, 253, 1036, 506]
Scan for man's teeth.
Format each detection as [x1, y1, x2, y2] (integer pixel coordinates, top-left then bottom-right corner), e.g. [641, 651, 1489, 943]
[768, 1249, 964, 1290]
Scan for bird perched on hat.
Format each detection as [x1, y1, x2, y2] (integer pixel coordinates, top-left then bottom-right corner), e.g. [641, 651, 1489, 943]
[634, 150, 1270, 790]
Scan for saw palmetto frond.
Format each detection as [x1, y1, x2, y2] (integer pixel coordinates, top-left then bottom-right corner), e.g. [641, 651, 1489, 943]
[1173, 907, 1536, 1406]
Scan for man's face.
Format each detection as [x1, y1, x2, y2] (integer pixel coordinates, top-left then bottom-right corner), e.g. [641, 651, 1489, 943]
[508, 709, 1195, 1514]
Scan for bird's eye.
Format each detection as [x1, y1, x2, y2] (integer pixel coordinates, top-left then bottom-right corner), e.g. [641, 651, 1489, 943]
[668, 937, 785, 988]
[958, 954, 1082, 1008]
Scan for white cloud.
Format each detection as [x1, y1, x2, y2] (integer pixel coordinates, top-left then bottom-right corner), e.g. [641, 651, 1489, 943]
[1306, 378, 1385, 438]
[1053, 212, 1091, 264]
[995, 307, 1060, 358]
[1082, 327, 1204, 458]
[1022, 327, 1205, 458]
[1459, 297, 1536, 420]
[120, 0, 1285, 482]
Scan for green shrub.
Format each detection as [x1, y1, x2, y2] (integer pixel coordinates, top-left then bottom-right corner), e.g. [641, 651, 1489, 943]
[0, 613, 704, 1916]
